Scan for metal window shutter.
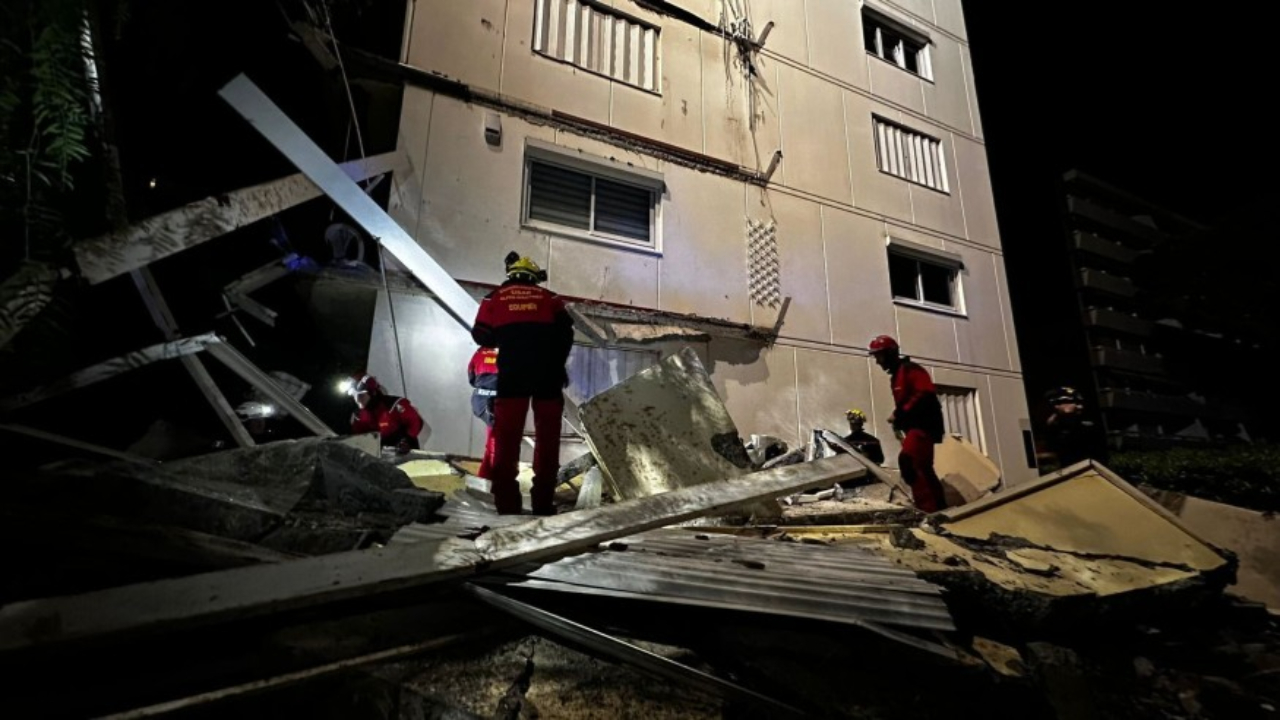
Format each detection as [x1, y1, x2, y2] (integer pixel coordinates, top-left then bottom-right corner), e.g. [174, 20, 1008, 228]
[528, 162, 592, 230]
[593, 178, 652, 241]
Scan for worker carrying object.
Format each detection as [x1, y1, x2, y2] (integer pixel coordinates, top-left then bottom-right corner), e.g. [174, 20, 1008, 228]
[468, 346, 500, 479]
[341, 372, 424, 454]
[868, 335, 948, 512]
[471, 251, 575, 515]
[839, 408, 885, 464]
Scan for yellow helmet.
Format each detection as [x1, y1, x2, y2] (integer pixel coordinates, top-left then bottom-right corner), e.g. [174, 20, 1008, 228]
[504, 251, 547, 283]
[845, 408, 867, 423]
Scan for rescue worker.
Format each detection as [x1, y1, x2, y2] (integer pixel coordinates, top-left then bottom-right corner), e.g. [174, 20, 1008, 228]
[1044, 386, 1100, 469]
[839, 408, 885, 464]
[868, 335, 948, 512]
[344, 373, 424, 453]
[471, 252, 574, 515]
[468, 346, 500, 479]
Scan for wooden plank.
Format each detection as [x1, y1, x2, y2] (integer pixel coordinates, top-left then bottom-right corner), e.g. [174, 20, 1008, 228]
[74, 153, 403, 285]
[0, 455, 862, 655]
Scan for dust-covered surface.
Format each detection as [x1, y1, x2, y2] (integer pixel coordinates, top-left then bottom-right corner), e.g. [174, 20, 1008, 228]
[402, 636, 722, 719]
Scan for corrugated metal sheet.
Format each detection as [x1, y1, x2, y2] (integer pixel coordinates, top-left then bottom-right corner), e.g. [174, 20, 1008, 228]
[491, 530, 954, 633]
[394, 499, 954, 636]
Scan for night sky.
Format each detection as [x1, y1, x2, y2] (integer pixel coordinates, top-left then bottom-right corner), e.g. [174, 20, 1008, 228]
[964, 3, 1274, 227]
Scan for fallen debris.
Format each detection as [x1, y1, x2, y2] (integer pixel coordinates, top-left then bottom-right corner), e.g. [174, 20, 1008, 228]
[0, 455, 864, 654]
[579, 347, 778, 521]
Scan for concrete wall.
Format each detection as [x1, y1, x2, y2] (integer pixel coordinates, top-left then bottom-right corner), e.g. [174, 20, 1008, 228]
[387, 0, 1036, 483]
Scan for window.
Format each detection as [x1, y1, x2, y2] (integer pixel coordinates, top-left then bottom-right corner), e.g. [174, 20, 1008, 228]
[888, 241, 963, 312]
[862, 7, 932, 79]
[874, 117, 949, 193]
[533, 0, 660, 93]
[524, 157, 660, 248]
[566, 344, 659, 401]
[938, 386, 986, 453]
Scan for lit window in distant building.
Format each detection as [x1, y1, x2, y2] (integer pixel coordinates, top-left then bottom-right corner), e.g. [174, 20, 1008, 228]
[533, 0, 660, 93]
[862, 8, 932, 80]
[873, 116, 950, 193]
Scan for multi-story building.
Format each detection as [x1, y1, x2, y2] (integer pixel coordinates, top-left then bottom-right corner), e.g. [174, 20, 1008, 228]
[374, 0, 1036, 484]
[1051, 170, 1252, 449]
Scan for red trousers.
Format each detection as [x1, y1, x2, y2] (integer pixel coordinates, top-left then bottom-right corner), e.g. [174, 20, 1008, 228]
[477, 426, 496, 480]
[490, 395, 564, 514]
[899, 429, 947, 513]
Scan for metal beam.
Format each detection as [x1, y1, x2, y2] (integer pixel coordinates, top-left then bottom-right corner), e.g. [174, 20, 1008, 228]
[130, 268, 256, 448]
[217, 75, 478, 329]
[218, 74, 585, 436]
[98, 634, 468, 720]
[0, 423, 156, 465]
[0, 334, 221, 414]
[74, 152, 404, 285]
[0, 455, 862, 654]
[466, 584, 803, 716]
[203, 341, 336, 438]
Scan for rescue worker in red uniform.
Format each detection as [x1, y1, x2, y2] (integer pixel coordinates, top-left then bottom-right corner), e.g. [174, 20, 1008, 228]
[468, 346, 500, 479]
[471, 252, 574, 515]
[868, 335, 948, 512]
[345, 373, 424, 453]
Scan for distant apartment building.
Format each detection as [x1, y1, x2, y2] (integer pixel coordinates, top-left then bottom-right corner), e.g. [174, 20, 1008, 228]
[1056, 170, 1253, 448]
[374, 0, 1036, 483]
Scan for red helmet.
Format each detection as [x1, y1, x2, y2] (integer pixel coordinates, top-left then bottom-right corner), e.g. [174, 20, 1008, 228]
[868, 335, 899, 354]
[341, 372, 380, 396]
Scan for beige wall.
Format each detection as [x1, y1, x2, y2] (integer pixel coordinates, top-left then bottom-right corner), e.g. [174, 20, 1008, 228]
[390, 0, 1036, 483]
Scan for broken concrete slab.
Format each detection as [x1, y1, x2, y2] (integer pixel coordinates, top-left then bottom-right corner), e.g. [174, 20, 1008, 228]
[935, 435, 1002, 506]
[579, 347, 775, 519]
[1144, 487, 1280, 610]
[938, 462, 1230, 573]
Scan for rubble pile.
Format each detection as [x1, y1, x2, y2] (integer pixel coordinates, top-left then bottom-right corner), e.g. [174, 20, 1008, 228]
[0, 350, 1276, 719]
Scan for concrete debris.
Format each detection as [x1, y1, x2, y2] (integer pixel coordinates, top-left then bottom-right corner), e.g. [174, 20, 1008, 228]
[579, 347, 777, 520]
[1144, 486, 1280, 610]
[574, 467, 604, 510]
[972, 637, 1027, 678]
[935, 435, 1002, 506]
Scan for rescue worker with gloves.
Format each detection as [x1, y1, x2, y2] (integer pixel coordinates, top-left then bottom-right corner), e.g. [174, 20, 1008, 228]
[471, 252, 574, 515]
[868, 335, 948, 512]
[342, 373, 424, 454]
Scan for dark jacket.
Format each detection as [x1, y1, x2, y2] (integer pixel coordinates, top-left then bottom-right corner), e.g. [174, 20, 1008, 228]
[839, 429, 885, 464]
[471, 280, 575, 398]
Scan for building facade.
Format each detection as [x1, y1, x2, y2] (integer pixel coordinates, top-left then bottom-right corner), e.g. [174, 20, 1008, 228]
[375, 0, 1035, 484]
[1056, 170, 1253, 449]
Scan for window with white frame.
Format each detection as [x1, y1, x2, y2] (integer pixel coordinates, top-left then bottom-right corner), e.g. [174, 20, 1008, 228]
[888, 241, 963, 312]
[533, 0, 660, 93]
[566, 344, 659, 400]
[862, 7, 932, 80]
[937, 386, 986, 453]
[523, 141, 662, 250]
[874, 117, 949, 193]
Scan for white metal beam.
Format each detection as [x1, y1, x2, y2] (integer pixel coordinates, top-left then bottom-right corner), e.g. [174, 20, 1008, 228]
[217, 75, 479, 328]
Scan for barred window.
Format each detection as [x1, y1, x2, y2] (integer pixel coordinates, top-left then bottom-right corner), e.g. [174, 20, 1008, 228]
[938, 386, 986, 453]
[533, 0, 660, 93]
[873, 117, 950, 193]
